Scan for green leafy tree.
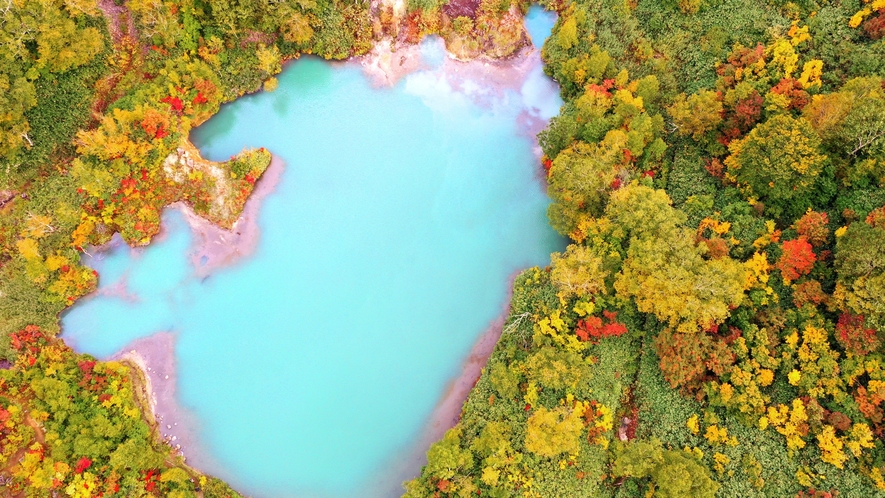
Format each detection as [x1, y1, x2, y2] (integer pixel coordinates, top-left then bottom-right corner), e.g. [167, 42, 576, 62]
[608, 184, 745, 333]
[280, 10, 314, 44]
[524, 346, 593, 393]
[550, 243, 615, 299]
[556, 15, 579, 51]
[834, 218, 885, 329]
[612, 439, 720, 498]
[488, 361, 520, 399]
[724, 114, 829, 218]
[0, 0, 103, 159]
[604, 182, 684, 240]
[835, 82, 885, 161]
[804, 78, 885, 187]
[0, 75, 37, 159]
[616, 234, 746, 333]
[524, 405, 584, 457]
[811, 78, 885, 159]
[129, 0, 184, 46]
[546, 140, 623, 236]
[407, 0, 447, 12]
[668, 90, 723, 141]
[423, 426, 474, 481]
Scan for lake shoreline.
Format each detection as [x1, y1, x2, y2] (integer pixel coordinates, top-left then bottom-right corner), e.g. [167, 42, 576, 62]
[104, 154, 290, 485]
[112, 269, 523, 497]
[65, 155, 289, 487]
[371, 271, 520, 496]
[114, 332, 239, 487]
[165, 43, 554, 489]
[71, 24, 559, 496]
[114, 332, 192, 457]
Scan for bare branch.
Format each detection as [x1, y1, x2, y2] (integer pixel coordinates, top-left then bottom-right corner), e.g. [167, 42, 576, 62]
[503, 312, 532, 336]
[850, 128, 885, 156]
[27, 212, 57, 234]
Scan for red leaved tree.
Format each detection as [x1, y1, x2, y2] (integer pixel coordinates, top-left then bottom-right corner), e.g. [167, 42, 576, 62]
[75, 457, 92, 474]
[575, 310, 628, 342]
[776, 237, 816, 281]
[836, 313, 881, 356]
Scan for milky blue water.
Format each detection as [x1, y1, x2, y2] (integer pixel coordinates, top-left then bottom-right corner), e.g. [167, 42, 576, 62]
[525, 4, 557, 49]
[62, 9, 560, 498]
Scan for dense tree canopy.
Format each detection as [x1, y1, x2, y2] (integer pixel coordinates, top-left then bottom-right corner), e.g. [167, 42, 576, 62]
[0, 0, 104, 160]
[835, 214, 885, 329]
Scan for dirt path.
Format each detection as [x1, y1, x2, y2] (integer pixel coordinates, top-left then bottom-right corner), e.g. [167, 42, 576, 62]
[23, 414, 44, 446]
[97, 0, 137, 44]
[91, 0, 142, 124]
[0, 406, 47, 496]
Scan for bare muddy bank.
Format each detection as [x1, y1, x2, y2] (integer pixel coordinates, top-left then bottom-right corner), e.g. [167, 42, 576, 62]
[112, 333, 215, 468]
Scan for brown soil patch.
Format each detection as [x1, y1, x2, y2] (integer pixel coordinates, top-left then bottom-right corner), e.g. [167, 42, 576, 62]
[443, 0, 481, 19]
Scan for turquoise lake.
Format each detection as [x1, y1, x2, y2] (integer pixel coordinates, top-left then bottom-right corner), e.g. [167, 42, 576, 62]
[62, 8, 561, 497]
